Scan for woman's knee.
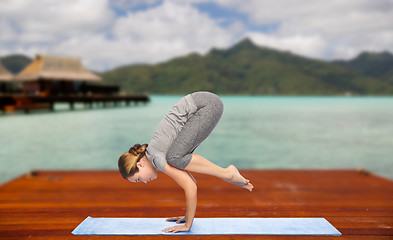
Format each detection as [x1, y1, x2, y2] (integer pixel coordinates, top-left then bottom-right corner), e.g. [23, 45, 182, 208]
[206, 92, 224, 116]
[214, 96, 224, 116]
[194, 92, 223, 115]
[206, 94, 223, 121]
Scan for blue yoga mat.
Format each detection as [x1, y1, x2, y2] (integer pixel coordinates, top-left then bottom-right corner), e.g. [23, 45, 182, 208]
[72, 217, 341, 235]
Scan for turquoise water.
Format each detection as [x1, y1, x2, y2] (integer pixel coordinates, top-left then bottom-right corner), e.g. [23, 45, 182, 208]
[1, 96, 392, 184]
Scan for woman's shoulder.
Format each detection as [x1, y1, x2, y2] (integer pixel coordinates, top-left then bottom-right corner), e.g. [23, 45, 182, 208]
[146, 145, 166, 172]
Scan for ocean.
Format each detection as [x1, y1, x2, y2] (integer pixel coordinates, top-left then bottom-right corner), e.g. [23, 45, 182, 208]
[0, 95, 392, 184]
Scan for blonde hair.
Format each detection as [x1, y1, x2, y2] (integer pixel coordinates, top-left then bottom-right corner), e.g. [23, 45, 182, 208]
[118, 144, 148, 179]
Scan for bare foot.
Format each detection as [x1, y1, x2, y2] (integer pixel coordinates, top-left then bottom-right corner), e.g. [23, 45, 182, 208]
[225, 165, 254, 191]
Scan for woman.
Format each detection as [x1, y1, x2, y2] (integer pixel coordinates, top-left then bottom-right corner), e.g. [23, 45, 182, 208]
[118, 91, 253, 233]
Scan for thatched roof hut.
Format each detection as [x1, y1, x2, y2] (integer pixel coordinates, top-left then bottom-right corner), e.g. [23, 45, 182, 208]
[14, 54, 101, 82]
[0, 62, 13, 82]
[12, 54, 103, 95]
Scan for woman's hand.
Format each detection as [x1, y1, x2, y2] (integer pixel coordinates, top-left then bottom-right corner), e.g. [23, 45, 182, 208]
[166, 216, 186, 224]
[162, 224, 191, 233]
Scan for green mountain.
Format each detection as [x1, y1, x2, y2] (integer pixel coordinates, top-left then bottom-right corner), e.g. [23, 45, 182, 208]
[0, 54, 32, 74]
[2, 39, 393, 95]
[101, 39, 393, 95]
[333, 51, 393, 84]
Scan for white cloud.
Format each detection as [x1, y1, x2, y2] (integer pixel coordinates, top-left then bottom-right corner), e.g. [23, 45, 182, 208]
[112, 1, 234, 49]
[0, 19, 17, 42]
[102, 0, 240, 68]
[191, 0, 393, 60]
[246, 32, 327, 59]
[0, 0, 114, 43]
[1, 0, 392, 70]
[1, 0, 239, 71]
[1, 0, 239, 70]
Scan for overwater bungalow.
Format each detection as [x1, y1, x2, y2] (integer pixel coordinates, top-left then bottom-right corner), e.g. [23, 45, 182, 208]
[13, 54, 119, 96]
[0, 61, 13, 94]
[1, 54, 148, 113]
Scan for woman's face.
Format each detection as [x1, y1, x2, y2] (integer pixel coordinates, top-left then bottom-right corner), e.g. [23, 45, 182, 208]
[127, 156, 158, 183]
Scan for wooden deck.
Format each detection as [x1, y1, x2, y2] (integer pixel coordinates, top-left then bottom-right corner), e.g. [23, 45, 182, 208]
[0, 169, 392, 239]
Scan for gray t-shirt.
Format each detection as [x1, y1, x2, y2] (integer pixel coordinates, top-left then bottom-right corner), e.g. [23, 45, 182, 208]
[145, 94, 197, 172]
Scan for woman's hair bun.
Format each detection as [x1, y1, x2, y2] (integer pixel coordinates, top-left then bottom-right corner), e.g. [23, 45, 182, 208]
[129, 143, 148, 156]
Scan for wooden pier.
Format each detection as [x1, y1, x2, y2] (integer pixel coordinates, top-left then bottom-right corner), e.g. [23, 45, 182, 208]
[0, 94, 150, 113]
[0, 169, 392, 239]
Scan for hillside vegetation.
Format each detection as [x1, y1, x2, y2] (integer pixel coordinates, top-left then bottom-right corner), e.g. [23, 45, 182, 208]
[2, 39, 393, 95]
[100, 39, 393, 95]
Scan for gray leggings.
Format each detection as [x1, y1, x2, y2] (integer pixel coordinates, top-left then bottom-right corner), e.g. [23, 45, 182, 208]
[166, 92, 224, 169]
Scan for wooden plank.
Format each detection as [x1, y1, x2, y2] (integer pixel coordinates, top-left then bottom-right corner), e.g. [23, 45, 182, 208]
[0, 169, 392, 239]
[0, 234, 392, 240]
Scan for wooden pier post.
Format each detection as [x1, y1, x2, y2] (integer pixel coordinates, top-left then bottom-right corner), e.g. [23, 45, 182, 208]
[50, 101, 55, 112]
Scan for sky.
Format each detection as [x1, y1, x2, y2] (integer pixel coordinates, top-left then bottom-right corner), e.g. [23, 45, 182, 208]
[1, 0, 392, 71]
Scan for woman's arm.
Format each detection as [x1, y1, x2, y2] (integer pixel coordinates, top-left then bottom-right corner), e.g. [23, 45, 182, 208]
[163, 164, 197, 233]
